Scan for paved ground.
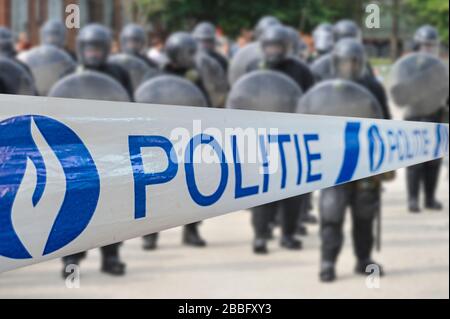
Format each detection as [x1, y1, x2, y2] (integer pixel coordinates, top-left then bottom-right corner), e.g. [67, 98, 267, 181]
[0, 165, 448, 299]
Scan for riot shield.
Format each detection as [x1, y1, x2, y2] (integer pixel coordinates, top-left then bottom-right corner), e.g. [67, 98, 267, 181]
[389, 52, 449, 116]
[108, 53, 158, 91]
[195, 51, 228, 107]
[310, 53, 333, 81]
[0, 56, 36, 95]
[48, 70, 130, 102]
[226, 70, 302, 113]
[135, 74, 207, 107]
[228, 42, 262, 85]
[297, 79, 383, 119]
[17, 44, 75, 96]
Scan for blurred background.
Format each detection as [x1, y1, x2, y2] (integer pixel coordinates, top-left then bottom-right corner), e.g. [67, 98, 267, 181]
[1, 0, 448, 59]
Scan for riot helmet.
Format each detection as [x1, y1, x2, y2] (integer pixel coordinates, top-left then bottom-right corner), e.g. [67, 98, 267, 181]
[332, 38, 366, 81]
[76, 24, 112, 68]
[165, 32, 198, 69]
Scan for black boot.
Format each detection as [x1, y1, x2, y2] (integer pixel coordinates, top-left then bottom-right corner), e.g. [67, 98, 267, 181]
[425, 199, 443, 211]
[253, 238, 268, 254]
[280, 236, 302, 250]
[355, 259, 384, 276]
[424, 159, 442, 211]
[296, 224, 308, 236]
[408, 199, 421, 213]
[320, 262, 336, 283]
[300, 212, 318, 224]
[143, 233, 158, 250]
[183, 224, 207, 247]
[101, 256, 126, 276]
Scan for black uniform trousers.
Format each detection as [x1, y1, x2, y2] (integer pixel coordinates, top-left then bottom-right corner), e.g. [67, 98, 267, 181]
[405, 109, 445, 205]
[319, 179, 381, 263]
[62, 243, 121, 264]
[252, 196, 303, 239]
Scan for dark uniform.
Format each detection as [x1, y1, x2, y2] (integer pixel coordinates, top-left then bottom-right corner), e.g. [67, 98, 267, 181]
[319, 38, 388, 282]
[61, 24, 130, 277]
[0, 77, 12, 94]
[142, 32, 209, 250]
[405, 25, 446, 212]
[247, 57, 315, 92]
[245, 25, 315, 253]
[247, 57, 316, 236]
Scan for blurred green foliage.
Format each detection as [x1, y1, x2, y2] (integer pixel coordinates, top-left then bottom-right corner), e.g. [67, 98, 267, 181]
[135, 0, 449, 44]
[135, 0, 368, 36]
[405, 0, 449, 45]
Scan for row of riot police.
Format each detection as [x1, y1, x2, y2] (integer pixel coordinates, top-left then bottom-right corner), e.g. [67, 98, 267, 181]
[0, 16, 447, 283]
[0, 20, 228, 278]
[226, 16, 447, 283]
[227, 16, 389, 282]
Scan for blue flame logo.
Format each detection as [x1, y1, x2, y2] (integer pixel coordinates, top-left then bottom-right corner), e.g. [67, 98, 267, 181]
[0, 115, 100, 259]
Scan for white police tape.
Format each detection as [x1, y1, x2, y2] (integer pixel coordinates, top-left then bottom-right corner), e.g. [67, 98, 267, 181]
[0, 94, 448, 273]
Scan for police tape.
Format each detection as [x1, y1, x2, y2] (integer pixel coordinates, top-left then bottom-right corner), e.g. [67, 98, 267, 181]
[0, 94, 448, 273]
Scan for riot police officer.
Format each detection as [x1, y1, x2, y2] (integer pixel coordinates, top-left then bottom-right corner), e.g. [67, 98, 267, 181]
[19, 22, 75, 96]
[254, 16, 282, 40]
[314, 38, 390, 282]
[193, 21, 228, 73]
[246, 25, 315, 92]
[333, 19, 361, 42]
[333, 38, 391, 119]
[40, 20, 76, 59]
[311, 20, 375, 81]
[72, 24, 133, 98]
[41, 20, 66, 49]
[0, 26, 16, 58]
[285, 26, 309, 62]
[0, 26, 33, 76]
[142, 32, 209, 250]
[405, 25, 445, 212]
[312, 23, 334, 60]
[109, 24, 160, 92]
[120, 23, 158, 68]
[60, 23, 132, 277]
[246, 25, 316, 239]
[228, 16, 282, 86]
[243, 25, 315, 253]
[227, 69, 303, 254]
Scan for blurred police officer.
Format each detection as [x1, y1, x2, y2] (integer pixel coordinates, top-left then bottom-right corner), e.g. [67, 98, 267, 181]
[18, 21, 75, 96]
[311, 23, 335, 60]
[333, 39, 391, 119]
[162, 32, 212, 106]
[311, 20, 375, 81]
[61, 24, 133, 277]
[40, 20, 76, 57]
[70, 24, 133, 98]
[0, 26, 33, 76]
[244, 25, 315, 252]
[142, 32, 209, 250]
[317, 38, 390, 282]
[405, 25, 446, 213]
[120, 23, 158, 68]
[254, 16, 282, 40]
[193, 21, 228, 73]
[247, 25, 315, 92]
